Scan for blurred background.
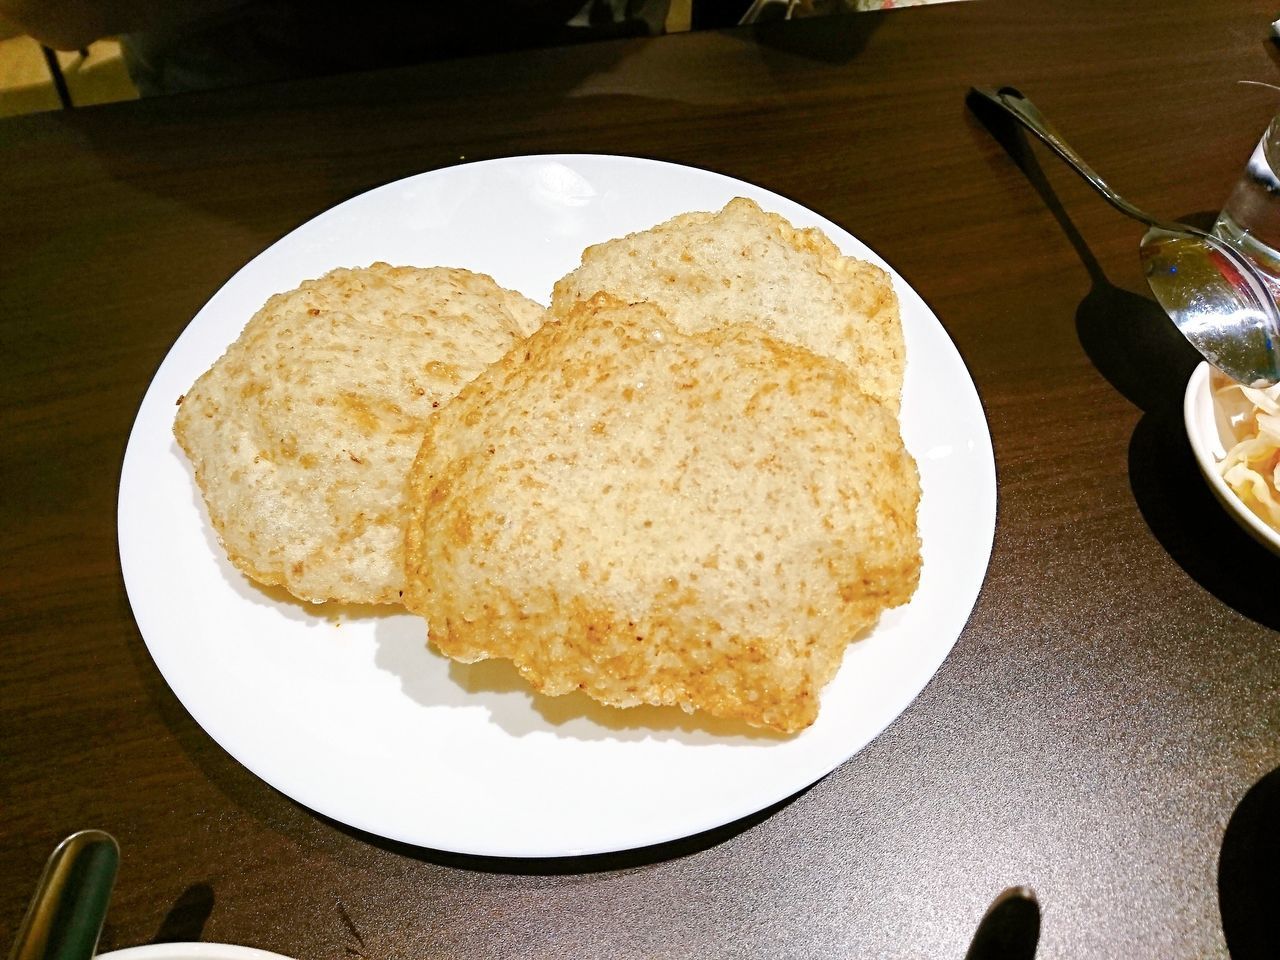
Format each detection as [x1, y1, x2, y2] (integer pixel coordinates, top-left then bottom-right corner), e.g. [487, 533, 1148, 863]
[0, 0, 960, 118]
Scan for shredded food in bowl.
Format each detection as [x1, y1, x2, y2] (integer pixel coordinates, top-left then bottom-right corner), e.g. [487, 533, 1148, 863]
[1213, 371, 1280, 529]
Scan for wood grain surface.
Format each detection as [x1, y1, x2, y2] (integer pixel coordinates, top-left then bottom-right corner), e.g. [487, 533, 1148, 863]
[3, 1, 1279, 958]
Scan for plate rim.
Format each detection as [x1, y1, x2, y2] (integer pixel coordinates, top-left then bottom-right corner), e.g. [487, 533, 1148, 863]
[99, 944, 296, 960]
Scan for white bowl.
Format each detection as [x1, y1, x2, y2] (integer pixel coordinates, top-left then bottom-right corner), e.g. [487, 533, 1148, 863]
[1183, 361, 1280, 555]
[99, 945, 295, 960]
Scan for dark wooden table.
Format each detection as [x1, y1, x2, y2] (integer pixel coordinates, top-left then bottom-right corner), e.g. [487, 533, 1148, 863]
[4, 1, 1280, 957]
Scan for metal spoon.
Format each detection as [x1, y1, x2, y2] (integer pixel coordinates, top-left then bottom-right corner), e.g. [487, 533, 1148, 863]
[8, 831, 120, 960]
[970, 85, 1280, 387]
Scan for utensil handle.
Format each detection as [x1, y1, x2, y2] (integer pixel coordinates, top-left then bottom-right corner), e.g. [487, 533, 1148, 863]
[969, 85, 1157, 228]
[7, 831, 120, 960]
[964, 886, 1040, 960]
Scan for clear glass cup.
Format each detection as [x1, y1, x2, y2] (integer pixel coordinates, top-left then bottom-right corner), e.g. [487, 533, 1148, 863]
[1213, 114, 1280, 297]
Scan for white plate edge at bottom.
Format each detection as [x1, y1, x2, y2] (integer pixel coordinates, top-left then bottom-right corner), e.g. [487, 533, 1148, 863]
[99, 945, 296, 960]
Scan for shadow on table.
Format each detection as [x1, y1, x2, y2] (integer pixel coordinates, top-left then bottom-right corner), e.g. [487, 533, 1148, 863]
[966, 92, 1280, 632]
[1220, 765, 1280, 959]
[149, 883, 216, 943]
[317, 783, 811, 875]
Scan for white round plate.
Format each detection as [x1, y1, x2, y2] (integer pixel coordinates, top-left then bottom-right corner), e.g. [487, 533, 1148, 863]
[118, 155, 996, 858]
[100, 946, 294, 960]
[1184, 361, 1280, 556]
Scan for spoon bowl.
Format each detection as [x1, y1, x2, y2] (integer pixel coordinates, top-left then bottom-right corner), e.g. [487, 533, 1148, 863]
[971, 85, 1280, 387]
[1141, 224, 1280, 385]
